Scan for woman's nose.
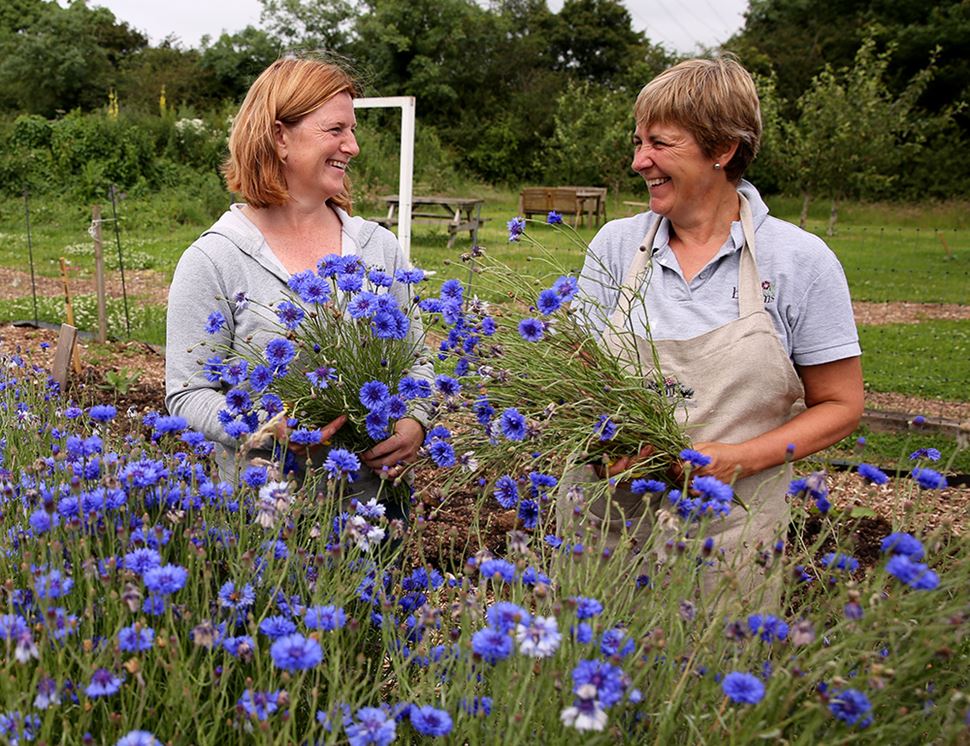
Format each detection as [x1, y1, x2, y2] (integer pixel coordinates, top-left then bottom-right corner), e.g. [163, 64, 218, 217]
[632, 146, 652, 172]
[343, 132, 360, 157]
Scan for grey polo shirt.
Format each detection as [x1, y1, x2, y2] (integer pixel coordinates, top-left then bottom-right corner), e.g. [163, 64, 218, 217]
[576, 181, 861, 367]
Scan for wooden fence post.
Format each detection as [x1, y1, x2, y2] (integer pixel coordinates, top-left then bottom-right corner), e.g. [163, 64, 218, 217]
[93, 204, 107, 343]
[59, 257, 83, 374]
[52, 323, 78, 391]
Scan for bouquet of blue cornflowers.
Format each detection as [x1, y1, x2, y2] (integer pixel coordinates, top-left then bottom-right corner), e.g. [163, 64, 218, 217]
[201, 255, 433, 459]
[419, 216, 689, 484]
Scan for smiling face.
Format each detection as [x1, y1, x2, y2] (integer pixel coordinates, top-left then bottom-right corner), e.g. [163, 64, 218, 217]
[631, 120, 728, 227]
[277, 92, 359, 204]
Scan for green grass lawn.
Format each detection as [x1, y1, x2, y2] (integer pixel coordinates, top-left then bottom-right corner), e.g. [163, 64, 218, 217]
[1, 188, 968, 401]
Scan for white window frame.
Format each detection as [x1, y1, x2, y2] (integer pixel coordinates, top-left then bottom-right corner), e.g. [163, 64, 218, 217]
[353, 96, 416, 261]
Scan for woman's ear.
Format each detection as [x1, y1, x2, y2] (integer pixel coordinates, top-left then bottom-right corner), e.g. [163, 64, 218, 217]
[716, 140, 740, 169]
[274, 120, 288, 161]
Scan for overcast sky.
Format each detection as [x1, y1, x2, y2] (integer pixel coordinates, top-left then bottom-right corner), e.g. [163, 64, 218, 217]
[89, 0, 749, 55]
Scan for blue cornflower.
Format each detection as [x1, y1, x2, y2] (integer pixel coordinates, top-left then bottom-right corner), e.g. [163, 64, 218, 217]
[0, 712, 41, 743]
[486, 602, 531, 632]
[599, 627, 634, 658]
[35, 570, 73, 599]
[494, 475, 519, 509]
[692, 475, 733, 504]
[821, 552, 860, 572]
[153, 415, 188, 435]
[368, 268, 394, 288]
[291, 429, 322, 446]
[324, 448, 360, 481]
[202, 356, 224, 382]
[911, 467, 947, 490]
[64, 405, 84, 419]
[409, 705, 452, 737]
[529, 471, 558, 497]
[88, 405, 117, 423]
[124, 548, 161, 575]
[478, 559, 516, 583]
[345, 706, 396, 746]
[360, 381, 391, 409]
[428, 440, 456, 468]
[472, 627, 514, 664]
[237, 690, 281, 721]
[885, 554, 939, 590]
[680, 448, 712, 467]
[223, 419, 251, 440]
[221, 359, 249, 386]
[631, 479, 666, 495]
[386, 395, 407, 420]
[205, 311, 226, 334]
[348, 291, 380, 319]
[270, 633, 323, 671]
[572, 597, 604, 620]
[553, 275, 579, 302]
[474, 396, 495, 425]
[499, 408, 527, 441]
[305, 605, 346, 631]
[265, 337, 296, 368]
[593, 414, 617, 441]
[517, 317, 544, 342]
[275, 300, 305, 330]
[517, 498, 539, 529]
[787, 471, 831, 513]
[365, 409, 390, 441]
[828, 688, 873, 728]
[243, 466, 268, 488]
[261, 393, 284, 416]
[423, 425, 451, 444]
[909, 447, 941, 461]
[306, 366, 337, 389]
[260, 615, 298, 640]
[434, 374, 461, 397]
[224, 388, 252, 415]
[399, 376, 431, 400]
[546, 210, 563, 225]
[572, 659, 626, 708]
[507, 216, 526, 242]
[857, 463, 889, 485]
[249, 365, 274, 393]
[721, 672, 765, 704]
[537, 289, 562, 315]
[143, 564, 188, 596]
[84, 668, 124, 698]
[337, 272, 364, 293]
[879, 532, 925, 560]
[394, 268, 425, 285]
[318, 255, 348, 277]
[116, 731, 161, 746]
[118, 624, 154, 652]
[222, 635, 255, 658]
[218, 581, 255, 612]
[747, 614, 789, 642]
[299, 276, 332, 305]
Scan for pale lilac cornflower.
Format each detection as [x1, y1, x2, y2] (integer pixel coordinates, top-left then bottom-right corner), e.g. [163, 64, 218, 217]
[560, 684, 607, 732]
[516, 615, 561, 657]
[346, 515, 386, 552]
[116, 730, 162, 745]
[256, 481, 293, 529]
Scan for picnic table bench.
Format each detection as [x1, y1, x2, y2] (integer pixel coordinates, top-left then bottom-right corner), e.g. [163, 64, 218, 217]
[378, 195, 485, 249]
[518, 186, 607, 227]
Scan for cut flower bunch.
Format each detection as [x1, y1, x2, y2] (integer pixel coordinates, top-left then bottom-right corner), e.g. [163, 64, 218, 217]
[197, 253, 434, 463]
[419, 214, 690, 485]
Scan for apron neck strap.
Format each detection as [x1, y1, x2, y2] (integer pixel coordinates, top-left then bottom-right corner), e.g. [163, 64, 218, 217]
[617, 191, 763, 316]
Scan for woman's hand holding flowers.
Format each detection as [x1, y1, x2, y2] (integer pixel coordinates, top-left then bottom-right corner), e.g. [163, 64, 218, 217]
[274, 414, 348, 458]
[361, 417, 425, 479]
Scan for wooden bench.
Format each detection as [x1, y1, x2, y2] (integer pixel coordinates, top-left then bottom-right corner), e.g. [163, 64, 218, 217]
[518, 186, 606, 227]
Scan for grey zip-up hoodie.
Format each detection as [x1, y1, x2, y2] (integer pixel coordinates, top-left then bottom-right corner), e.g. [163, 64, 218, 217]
[165, 205, 434, 474]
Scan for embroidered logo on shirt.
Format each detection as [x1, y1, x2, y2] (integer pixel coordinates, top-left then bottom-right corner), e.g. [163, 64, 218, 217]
[730, 280, 776, 305]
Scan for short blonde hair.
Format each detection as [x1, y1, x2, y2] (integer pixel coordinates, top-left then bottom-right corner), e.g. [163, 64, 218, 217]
[224, 57, 360, 211]
[634, 56, 761, 181]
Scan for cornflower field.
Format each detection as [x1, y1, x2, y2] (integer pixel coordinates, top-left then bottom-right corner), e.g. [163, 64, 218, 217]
[0, 237, 968, 746]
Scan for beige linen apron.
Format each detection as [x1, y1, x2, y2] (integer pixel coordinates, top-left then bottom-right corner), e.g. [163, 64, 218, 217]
[563, 194, 804, 604]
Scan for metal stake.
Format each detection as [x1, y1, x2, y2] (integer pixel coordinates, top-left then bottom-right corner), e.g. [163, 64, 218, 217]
[23, 188, 39, 327]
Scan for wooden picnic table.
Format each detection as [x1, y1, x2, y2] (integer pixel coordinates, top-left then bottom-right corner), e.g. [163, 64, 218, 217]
[380, 195, 484, 249]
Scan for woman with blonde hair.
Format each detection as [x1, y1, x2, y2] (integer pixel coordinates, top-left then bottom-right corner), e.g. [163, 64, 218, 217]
[572, 56, 863, 602]
[165, 57, 432, 496]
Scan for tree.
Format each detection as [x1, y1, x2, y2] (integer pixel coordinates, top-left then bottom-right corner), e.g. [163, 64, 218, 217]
[0, 1, 146, 115]
[785, 36, 937, 232]
[199, 27, 282, 102]
[551, 0, 650, 86]
[258, 0, 356, 52]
